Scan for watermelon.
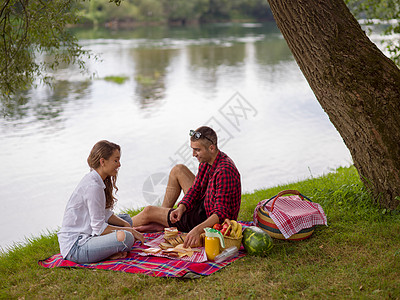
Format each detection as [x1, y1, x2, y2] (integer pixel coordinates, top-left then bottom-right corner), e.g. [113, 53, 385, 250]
[243, 226, 273, 256]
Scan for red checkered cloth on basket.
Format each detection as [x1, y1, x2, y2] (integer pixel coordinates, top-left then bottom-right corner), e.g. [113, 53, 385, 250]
[38, 222, 251, 278]
[253, 195, 327, 239]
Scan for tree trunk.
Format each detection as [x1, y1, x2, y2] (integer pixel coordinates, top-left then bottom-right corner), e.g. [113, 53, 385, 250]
[267, 0, 400, 209]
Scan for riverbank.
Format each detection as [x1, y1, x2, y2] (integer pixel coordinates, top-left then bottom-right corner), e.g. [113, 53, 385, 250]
[1, 166, 399, 298]
[70, 17, 275, 30]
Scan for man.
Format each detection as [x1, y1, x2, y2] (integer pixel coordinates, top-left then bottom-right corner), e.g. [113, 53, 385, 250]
[132, 126, 241, 247]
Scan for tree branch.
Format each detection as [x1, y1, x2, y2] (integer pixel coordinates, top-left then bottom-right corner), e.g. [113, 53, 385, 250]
[0, 0, 12, 20]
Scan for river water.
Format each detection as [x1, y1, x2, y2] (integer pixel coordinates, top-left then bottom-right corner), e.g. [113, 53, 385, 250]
[0, 23, 353, 250]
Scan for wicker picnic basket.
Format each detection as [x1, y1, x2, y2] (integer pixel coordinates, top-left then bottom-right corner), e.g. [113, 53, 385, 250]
[223, 234, 243, 250]
[256, 190, 315, 241]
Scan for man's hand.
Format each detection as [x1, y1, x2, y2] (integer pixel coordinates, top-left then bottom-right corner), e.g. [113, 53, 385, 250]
[183, 226, 202, 248]
[183, 213, 220, 248]
[170, 204, 186, 223]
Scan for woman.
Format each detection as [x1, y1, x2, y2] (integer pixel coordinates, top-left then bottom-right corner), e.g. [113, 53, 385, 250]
[58, 140, 144, 263]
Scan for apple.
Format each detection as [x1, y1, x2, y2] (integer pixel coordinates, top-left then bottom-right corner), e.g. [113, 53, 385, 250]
[213, 223, 222, 231]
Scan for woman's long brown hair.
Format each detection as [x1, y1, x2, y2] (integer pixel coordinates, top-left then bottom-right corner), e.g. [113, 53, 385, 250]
[87, 140, 120, 209]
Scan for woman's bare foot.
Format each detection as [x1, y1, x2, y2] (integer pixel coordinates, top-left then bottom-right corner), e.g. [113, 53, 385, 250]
[107, 251, 128, 260]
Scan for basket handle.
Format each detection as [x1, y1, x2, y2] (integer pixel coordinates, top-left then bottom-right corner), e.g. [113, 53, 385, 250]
[267, 189, 308, 212]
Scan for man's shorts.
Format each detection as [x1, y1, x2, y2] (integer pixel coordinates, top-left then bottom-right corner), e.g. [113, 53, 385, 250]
[167, 201, 207, 232]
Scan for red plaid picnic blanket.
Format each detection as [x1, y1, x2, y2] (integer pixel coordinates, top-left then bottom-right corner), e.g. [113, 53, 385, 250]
[38, 222, 251, 278]
[253, 195, 327, 239]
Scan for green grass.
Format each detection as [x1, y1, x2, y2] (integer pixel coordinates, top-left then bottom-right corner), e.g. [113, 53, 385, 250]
[1, 166, 399, 299]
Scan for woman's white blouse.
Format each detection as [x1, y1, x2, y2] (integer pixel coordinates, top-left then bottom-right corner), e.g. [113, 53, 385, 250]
[58, 170, 113, 258]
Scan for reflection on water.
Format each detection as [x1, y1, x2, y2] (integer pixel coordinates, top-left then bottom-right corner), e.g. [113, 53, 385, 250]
[132, 48, 178, 105]
[0, 23, 352, 249]
[189, 43, 246, 68]
[188, 43, 247, 95]
[2, 80, 91, 133]
[254, 37, 293, 65]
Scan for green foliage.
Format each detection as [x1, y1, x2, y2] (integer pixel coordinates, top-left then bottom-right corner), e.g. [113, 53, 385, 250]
[0, 1, 83, 100]
[0, 0, 127, 110]
[346, 0, 400, 64]
[238, 0, 272, 19]
[78, 0, 140, 26]
[201, 0, 233, 21]
[77, 0, 272, 25]
[162, 0, 208, 23]
[135, 0, 164, 22]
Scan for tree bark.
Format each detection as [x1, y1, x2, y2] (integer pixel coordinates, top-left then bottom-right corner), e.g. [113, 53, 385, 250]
[267, 0, 400, 209]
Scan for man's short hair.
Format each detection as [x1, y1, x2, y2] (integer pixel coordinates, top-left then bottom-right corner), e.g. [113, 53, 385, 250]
[191, 126, 218, 148]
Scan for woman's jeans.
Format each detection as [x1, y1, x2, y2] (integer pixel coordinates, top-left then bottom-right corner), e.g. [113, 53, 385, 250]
[65, 214, 134, 264]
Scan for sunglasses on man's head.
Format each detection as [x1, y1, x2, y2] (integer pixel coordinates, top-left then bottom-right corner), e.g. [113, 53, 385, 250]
[189, 130, 214, 144]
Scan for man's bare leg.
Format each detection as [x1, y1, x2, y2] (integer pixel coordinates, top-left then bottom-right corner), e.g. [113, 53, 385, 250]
[161, 164, 195, 208]
[134, 223, 165, 233]
[132, 165, 195, 232]
[131, 206, 170, 230]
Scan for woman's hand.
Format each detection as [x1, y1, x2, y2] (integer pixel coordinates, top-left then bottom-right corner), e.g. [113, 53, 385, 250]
[128, 228, 145, 244]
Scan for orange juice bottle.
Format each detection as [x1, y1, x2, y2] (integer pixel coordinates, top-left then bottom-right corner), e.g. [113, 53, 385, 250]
[204, 228, 225, 261]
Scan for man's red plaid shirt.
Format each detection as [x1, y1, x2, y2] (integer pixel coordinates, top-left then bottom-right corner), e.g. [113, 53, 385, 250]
[180, 151, 241, 222]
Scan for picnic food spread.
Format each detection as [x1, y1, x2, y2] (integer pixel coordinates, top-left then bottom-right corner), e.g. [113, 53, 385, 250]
[142, 220, 245, 261]
[141, 219, 275, 261]
[142, 227, 203, 258]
